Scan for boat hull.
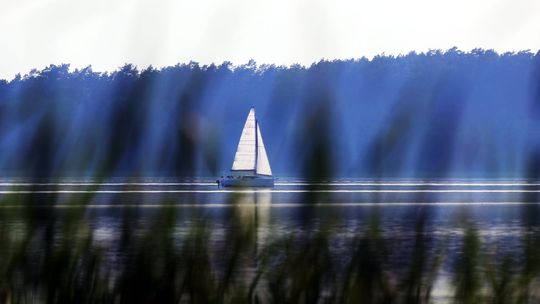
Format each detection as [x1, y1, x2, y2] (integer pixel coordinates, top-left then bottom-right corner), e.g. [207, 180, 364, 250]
[219, 176, 274, 188]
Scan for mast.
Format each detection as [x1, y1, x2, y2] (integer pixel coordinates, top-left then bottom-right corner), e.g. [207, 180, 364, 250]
[254, 117, 259, 175]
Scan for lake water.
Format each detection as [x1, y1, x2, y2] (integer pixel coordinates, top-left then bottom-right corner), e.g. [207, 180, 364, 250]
[1, 179, 540, 302]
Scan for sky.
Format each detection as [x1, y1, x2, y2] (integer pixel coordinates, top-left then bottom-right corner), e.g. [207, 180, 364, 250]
[1, 0, 540, 79]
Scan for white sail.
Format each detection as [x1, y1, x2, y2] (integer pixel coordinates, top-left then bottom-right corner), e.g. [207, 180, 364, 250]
[231, 108, 256, 171]
[256, 123, 272, 176]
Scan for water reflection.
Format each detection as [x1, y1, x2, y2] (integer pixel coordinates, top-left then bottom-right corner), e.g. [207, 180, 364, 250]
[2, 185, 540, 302]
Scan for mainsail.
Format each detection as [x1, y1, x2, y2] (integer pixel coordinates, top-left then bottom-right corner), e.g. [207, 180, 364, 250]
[231, 108, 272, 176]
[231, 108, 256, 171]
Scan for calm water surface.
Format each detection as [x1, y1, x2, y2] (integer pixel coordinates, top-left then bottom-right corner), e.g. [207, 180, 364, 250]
[1, 179, 538, 244]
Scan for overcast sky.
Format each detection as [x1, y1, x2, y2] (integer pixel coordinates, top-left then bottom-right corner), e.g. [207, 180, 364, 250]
[1, 0, 540, 79]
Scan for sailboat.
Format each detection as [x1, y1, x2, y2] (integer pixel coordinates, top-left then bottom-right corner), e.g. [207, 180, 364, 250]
[219, 107, 274, 187]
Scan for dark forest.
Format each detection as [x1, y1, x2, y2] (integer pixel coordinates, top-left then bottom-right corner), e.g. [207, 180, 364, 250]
[1, 48, 539, 179]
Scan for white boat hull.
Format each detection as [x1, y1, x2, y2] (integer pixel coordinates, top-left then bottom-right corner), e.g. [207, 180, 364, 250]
[219, 176, 274, 188]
